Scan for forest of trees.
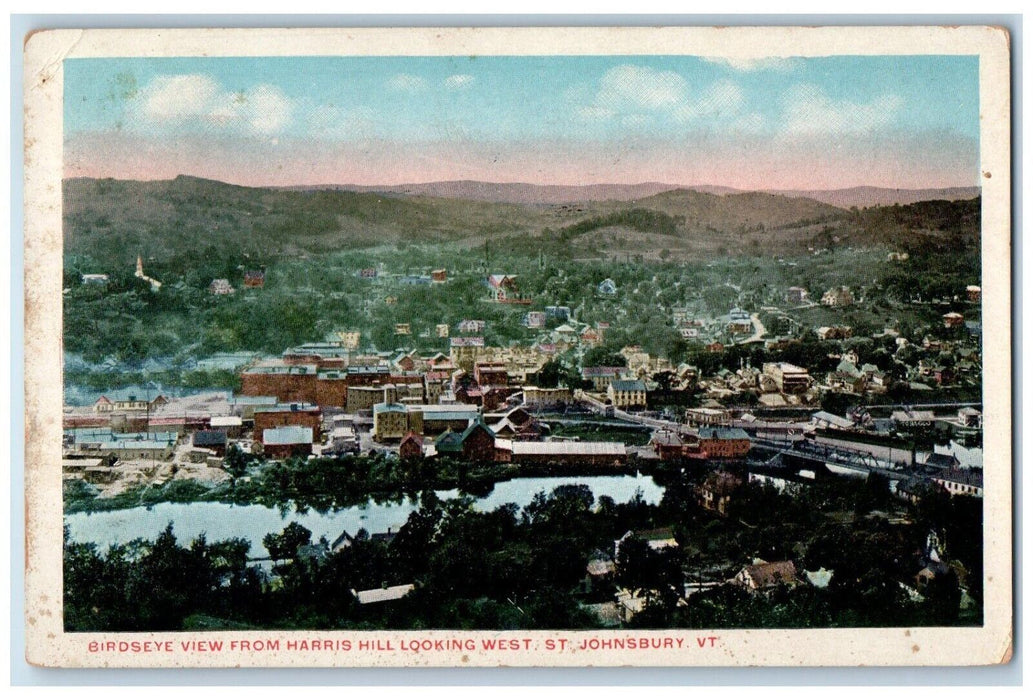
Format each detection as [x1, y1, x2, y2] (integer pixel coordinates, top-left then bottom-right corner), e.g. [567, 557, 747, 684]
[64, 472, 982, 632]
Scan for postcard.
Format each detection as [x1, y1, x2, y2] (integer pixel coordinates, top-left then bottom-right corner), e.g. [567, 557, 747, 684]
[23, 25, 1011, 668]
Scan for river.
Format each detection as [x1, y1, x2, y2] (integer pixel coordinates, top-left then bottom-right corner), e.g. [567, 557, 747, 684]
[64, 474, 665, 558]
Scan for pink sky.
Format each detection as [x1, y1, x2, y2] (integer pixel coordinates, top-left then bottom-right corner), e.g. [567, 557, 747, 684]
[64, 130, 978, 191]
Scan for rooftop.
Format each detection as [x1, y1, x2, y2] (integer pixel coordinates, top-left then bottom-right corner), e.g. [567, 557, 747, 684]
[372, 402, 407, 414]
[698, 427, 751, 441]
[352, 584, 415, 605]
[255, 403, 320, 414]
[262, 425, 314, 446]
[501, 441, 626, 456]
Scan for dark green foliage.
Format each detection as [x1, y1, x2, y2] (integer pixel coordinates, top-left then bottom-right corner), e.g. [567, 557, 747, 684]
[262, 522, 312, 562]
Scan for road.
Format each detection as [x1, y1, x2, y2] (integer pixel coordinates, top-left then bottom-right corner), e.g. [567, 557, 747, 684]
[738, 313, 767, 345]
[574, 390, 683, 433]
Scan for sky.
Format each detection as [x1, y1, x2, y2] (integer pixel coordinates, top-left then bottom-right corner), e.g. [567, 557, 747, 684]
[63, 55, 980, 190]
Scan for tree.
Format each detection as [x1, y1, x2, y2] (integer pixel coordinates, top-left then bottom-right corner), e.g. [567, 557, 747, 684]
[224, 443, 252, 479]
[582, 346, 626, 368]
[262, 522, 312, 562]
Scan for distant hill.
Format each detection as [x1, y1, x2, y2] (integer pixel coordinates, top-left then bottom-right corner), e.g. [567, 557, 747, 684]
[291, 180, 978, 209]
[63, 175, 553, 265]
[765, 186, 982, 209]
[622, 188, 844, 231]
[286, 180, 684, 205]
[65, 175, 978, 268]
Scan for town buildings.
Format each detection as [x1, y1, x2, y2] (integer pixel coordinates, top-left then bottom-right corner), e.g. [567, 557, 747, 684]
[607, 379, 647, 409]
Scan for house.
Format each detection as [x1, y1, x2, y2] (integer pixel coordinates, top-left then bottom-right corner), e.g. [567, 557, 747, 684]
[192, 429, 228, 456]
[337, 331, 361, 349]
[431, 269, 447, 283]
[706, 342, 724, 353]
[552, 324, 579, 342]
[895, 477, 939, 505]
[457, 419, 497, 462]
[697, 427, 751, 459]
[785, 286, 808, 304]
[81, 437, 176, 463]
[372, 402, 411, 442]
[821, 287, 854, 307]
[458, 319, 486, 334]
[816, 325, 853, 341]
[436, 323, 450, 338]
[486, 274, 519, 302]
[398, 431, 424, 460]
[597, 278, 617, 296]
[450, 336, 485, 372]
[93, 391, 168, 414]
[608, 379, 647, 409]
[523, 311, 546, 329]
[762, 362, 810, 394]
[614, 527, 679, 559]
[733, 560, 799, 594]
[892, 409, 936, 429]
[684, 407, 731, 426]
[931, 468, 983, 498]
[240, 363, 320, 404]
[429, 417, 495, 462]
[359, 268, 378, 279]
[244, 269, 265, 288]
[585, 553, 616, 588]
[958, 407, 982, 428]
[726, 308, 753, 334]
[261, 426, 313, 459]
[330, 530, 356, 553]
[650, 431, 706, 461]
[474, 361, 509, 388]
[420, 405, 481, 435]
[209, 415, 243, 439]
[581, 366, 624, 392]
[678, 323, 700, 339]
[545, 305, 571, 320]
[580, 328, 603, 346]
[522, 386, 572, 409]
[943, 312, 965, 328]
[254, 403, 322, 438]
[392, 351, 418, 372]
[698, 471, 742, 514]
[921, 453, 961, 470]
[500, 440, 627, 467]
[81, 273, 109, 285]
[432, 429, 465, 457]
[811, 411, 854, 431]
[966, 285, 981, 302]
[486, 407, 539, 439]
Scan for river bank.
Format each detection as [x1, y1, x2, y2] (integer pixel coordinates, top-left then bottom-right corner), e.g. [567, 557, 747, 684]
[64, 473, 667, 557]
[63, 452, 669, 516]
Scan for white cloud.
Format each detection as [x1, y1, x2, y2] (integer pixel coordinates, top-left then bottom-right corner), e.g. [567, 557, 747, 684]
[782, 83, 903, 134]
[444, 74, 475, 90]
[140, 74, 220, 122]
[595, 64, 688, 111]
[703, 56, 801, 72]
[133, 74, 292, 136]
[388, 74, 428, 92]
[675, 80, 746, 121]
